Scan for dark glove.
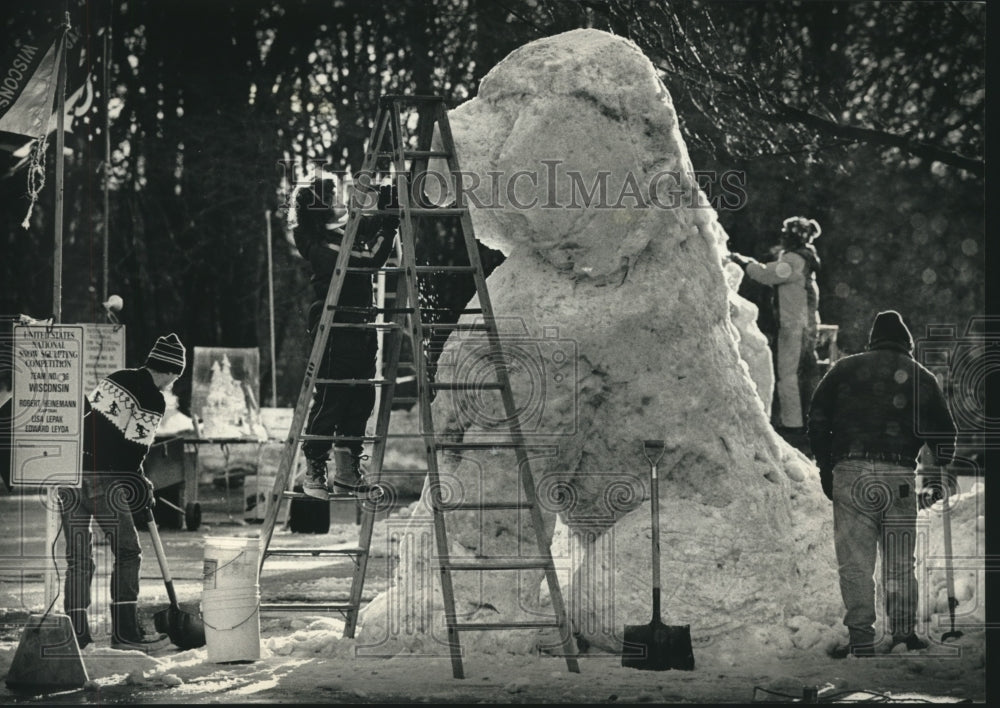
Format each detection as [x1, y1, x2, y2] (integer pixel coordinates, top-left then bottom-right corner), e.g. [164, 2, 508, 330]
[375, 184, 400, 232]
[819, 466, 833, 501]
[377, 183, 399, 211]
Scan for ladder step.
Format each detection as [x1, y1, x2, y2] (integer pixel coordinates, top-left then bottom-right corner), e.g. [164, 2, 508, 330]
[298, 434, 382, 443]
[281, 490, 365, 501]
[424, 322, 488, 331]
[452, 620, 561, 631]
[329, 322, 401, 330]
[429, 382, 503, 391]
[435, 442, 530, 450]
[391, 397, 419, 405]
[441, 559, 553, 571]
[260, 603, 356, 613]
[346, 266, 476, 274]
[264, 547, 366, 557]
[329, 306, 415, 315]
[313, 378, 395, 385]
[432, 501, 530, 511]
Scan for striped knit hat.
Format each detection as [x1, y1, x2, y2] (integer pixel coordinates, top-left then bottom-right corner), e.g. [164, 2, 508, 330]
[145, 333, 186, 375]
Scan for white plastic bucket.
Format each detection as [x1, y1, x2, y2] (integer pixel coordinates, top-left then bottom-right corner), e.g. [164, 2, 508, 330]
[202, 585, 261, 663]
[203, 536, 260, 592]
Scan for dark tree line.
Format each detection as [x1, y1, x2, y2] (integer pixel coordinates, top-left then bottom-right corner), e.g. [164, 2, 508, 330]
[1, 0, 986, 411]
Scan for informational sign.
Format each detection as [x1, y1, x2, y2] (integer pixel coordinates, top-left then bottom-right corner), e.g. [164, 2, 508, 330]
[82, 323, 126, 395]
[10, 324, 85, 486]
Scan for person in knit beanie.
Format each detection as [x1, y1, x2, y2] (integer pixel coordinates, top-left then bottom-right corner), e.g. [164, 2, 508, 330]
[729, 216, 822, 442]
[807, 310, 957, 658]
[57, 333, 187, 653]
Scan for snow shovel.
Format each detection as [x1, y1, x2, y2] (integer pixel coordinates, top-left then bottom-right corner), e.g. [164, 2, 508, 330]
[940, 490, 963, 643]
[144, 508, 207, 650]
[621, 440, 695, 671]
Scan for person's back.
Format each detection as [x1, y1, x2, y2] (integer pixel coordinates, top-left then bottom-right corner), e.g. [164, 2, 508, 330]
[808, 313, 956, 472]
[810, 348, 953, 466]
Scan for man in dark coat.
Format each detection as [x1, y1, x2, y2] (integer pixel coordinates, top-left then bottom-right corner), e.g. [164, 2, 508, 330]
[807, 310, 957, 657]
[59, 333, 187, 652]
[292, 177, 398, 499]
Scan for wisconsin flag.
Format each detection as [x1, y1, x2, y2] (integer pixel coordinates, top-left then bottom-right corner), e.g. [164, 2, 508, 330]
[0, 28, 66, 150]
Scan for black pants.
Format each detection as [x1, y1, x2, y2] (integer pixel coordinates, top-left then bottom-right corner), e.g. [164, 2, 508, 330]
[303, 329, 378, 461]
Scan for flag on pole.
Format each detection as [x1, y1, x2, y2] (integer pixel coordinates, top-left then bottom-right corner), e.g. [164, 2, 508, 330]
[0, 28, 66, 151]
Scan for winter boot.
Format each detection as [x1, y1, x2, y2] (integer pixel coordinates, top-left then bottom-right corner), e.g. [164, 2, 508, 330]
[331, 446, 370, 494]
[66, 608, 92, 650]
[303, 457, 331, 501]
[830, 629, 876, 659]
[111, 602, 171, 652]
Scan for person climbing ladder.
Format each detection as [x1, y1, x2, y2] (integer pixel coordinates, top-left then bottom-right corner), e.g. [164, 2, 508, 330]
[290, 176, 399, 500]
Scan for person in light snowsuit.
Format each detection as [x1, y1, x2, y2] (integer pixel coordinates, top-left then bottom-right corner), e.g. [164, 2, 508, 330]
[807, 310, 957, 657]
[58, 333, 187, 652]
[730, 216, 822, 435]
[291, 176, 398, 500]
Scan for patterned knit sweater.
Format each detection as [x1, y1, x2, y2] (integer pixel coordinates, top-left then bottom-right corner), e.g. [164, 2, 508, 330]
[85, 368, 165, 474]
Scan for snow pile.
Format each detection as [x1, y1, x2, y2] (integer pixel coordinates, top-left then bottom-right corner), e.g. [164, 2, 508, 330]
[158, 389, 195, 436]
[359, 28, 838, 658]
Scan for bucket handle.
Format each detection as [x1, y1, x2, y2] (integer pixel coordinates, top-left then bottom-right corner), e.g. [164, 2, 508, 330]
[201, 600, 260, 632]
[203, 549, 252, 581]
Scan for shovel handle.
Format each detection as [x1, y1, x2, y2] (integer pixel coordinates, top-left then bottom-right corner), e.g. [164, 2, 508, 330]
[144, 509, 179, 607]
[642, 441, 663, 598]
[941, 492, 959, 628]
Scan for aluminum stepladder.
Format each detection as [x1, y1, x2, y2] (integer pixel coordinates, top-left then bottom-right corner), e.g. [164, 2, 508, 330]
[258, 94, 580, 679]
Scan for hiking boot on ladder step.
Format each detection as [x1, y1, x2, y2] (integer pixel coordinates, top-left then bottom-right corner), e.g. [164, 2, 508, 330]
[303, 458, 331, 501]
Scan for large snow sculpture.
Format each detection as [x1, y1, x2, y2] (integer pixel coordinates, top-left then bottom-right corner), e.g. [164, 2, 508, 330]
[359, 28, 839, 660]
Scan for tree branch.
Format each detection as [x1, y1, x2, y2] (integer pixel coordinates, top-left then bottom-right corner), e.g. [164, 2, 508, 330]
[769, 102, 983, 177]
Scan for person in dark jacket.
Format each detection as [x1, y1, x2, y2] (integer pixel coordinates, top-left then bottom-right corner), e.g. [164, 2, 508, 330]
[292, 176, 398, 499]
[807, 310, 957, 658]
[731, 216, 822, 438]
[58, 333, 187, 652]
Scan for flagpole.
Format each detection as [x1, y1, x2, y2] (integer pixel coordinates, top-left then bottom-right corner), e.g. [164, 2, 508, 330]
[44, 10, 70, 609]
[265, 210, 277, 407]
[102, 2, 112, 304]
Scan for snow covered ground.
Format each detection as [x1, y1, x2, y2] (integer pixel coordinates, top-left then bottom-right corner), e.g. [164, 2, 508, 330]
[0, 482, 988, 704]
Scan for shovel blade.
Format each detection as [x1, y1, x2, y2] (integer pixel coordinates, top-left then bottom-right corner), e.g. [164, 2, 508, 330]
[154, 605, 206, 650]
[621, 620, 694, 671]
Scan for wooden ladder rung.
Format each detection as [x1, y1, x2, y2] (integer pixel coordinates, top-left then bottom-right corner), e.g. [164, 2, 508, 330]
[260, 603, 356, 613]
[452, 620, 561, 631]
[281, 490, 365, 501]
[423, 322, 488, 331]
[345, 265, 476, 274]
[313, 377, 395, 385]
[441, 559, 553, 571]
[429, 382, 503, 391]
[434, 441, 533, 450]
[328, 306, 415, 315]
[328, 322, 401, 330]
[432, 501, 531, 511]
[298, 434, 382, 443]
[264, 547, 366, 557]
